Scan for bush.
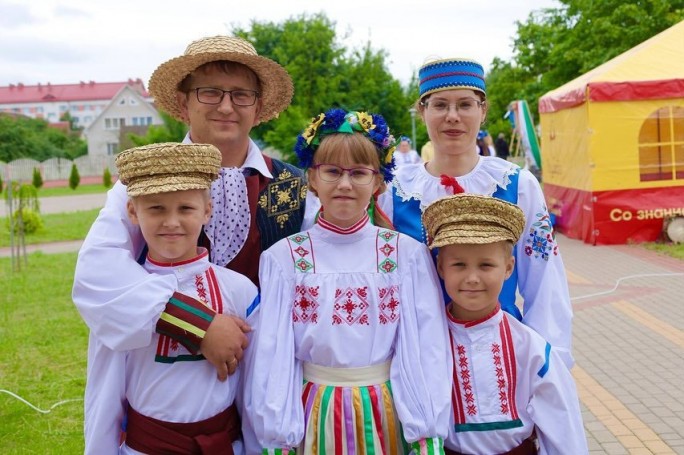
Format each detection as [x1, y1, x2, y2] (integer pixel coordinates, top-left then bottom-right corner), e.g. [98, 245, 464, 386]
[103, 167, 113, 188]
[0, 173, 3, 194]
[6, 207, 44, 234]
[69, 163, 80, 190]
[32, 167, 44, 189]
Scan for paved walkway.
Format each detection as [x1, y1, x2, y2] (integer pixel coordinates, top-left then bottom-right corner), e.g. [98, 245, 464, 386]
[0, 193, 107, 217]
[2, 193, 684, 453]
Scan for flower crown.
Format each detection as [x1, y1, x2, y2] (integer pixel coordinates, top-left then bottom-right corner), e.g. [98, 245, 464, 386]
[295, 108, 397, 182]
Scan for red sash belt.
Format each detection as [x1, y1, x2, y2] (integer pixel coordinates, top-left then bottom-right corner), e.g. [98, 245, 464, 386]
[125, 404, 240, 454]
[445, 436, 537, 455]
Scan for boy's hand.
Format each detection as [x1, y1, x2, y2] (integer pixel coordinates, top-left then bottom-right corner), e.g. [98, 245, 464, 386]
[200, 314, 252, 381]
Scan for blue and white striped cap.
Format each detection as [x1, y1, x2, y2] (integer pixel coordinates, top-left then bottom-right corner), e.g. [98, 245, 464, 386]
[419, 58, 486, 98]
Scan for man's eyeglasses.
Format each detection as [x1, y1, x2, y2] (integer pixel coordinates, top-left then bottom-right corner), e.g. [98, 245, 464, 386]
[193, 87, 260, 106]
[313, 164, 379, 185]
[421, 97, 484, 115]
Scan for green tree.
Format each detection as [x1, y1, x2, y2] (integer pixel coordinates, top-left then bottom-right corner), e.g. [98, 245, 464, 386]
[234, 13, 413, 162]
[32, 167, 43, 189]
[487, 0, 684, 117]
[0, 114, 87, 161]
[69, 163, 80, 190]
[103, 167, 113, 188]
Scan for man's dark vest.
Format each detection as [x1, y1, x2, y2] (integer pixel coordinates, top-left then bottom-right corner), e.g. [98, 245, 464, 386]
[198, 155, 307, 287]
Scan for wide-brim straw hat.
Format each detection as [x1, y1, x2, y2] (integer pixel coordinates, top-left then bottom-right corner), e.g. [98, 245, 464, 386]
[422, 194, 525, 248]
[148, 36, 293, 124]
[115, 142, 221, 197]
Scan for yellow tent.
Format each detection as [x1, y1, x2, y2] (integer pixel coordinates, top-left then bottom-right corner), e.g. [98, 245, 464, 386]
[539, 20, 684, 245]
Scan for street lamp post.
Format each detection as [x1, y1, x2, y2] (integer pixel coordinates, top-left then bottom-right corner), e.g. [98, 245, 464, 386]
[408, 107, 417, 150]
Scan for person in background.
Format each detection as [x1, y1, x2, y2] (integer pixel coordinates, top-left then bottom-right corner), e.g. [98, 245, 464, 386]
[73, 35, 314, 386]
[421, 140, 435, 162]
[84, 143, 259, 454]
[495, 132, 511, 160]
[246, 109, 451, 454]
[379, 57, 575, 368]
[423, 193, 588, 455]
[393, 135, 423, 166]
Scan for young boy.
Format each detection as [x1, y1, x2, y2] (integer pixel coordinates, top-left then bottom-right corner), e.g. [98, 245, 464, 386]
[422, 194, 588, 455]
[83, 142, 259, 455]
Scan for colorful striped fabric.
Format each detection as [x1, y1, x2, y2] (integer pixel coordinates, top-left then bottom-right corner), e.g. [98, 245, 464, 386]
[155, 291, 216, 354]
[262, 449, 296, 455]
[409, 437, 445, 455]
[300, 380, 408, 455]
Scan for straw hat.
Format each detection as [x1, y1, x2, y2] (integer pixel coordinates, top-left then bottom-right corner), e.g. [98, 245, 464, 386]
[115, 143, 221, 197]
[148, 35, 293, 124]
[422, 194, 525, 248]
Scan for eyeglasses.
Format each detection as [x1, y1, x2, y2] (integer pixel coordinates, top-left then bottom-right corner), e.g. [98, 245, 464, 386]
[313, 164, 379, 185]
[421, 97, 484, 115]
[193, 87, 260, 106]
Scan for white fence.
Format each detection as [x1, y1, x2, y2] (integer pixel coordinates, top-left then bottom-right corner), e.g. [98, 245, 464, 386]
[1, 155, 117, 182]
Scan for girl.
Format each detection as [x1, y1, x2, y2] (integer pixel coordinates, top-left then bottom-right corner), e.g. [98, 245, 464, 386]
[246, 109, 451, 454]
[379, 58, 575, 368]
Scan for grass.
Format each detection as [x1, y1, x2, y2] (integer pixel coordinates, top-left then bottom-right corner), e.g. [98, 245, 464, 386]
[0, 252, 87, 453]
[36, 184, 110, 198]
[0, 209, 101, 248]
[642, 241, 684, 260]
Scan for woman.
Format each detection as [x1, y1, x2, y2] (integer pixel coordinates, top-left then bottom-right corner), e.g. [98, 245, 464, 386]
[245, 109, 451, 454]
[379, 58, 574, 368]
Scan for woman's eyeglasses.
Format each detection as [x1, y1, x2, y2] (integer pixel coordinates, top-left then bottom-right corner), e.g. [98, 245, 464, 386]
[421, 97, 484, 115]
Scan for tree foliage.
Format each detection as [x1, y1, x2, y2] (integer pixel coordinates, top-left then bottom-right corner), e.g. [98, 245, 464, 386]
[234, 13, 416, 162]
[0, 114, 87, 162]
[485, 0, 684, 139]
[127, 111, 188, 146]
[68, 163, 80, 190]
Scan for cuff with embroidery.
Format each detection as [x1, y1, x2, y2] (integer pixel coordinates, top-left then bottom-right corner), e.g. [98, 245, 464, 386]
[409, 437, 445, 455]
[155, 291, 216, 354]
[262, 449, 296, 455]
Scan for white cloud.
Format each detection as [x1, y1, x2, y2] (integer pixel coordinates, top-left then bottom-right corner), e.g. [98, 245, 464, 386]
[0, 0, 560, 86]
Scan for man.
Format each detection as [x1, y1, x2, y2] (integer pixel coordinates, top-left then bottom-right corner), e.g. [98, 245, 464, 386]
[495, 132, 511, 160]
[73, 36, 312, 382]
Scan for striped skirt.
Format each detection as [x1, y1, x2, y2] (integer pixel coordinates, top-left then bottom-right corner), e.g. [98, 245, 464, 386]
[300, 362, 408, 455]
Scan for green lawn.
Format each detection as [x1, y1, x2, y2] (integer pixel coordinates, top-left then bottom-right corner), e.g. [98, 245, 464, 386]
[36, 184, 111, 198]
[0, 209, 100, 248]
[0, 252, 87, 453]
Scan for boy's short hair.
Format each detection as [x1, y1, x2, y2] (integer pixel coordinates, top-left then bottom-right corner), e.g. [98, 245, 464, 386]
[115, 142, 221, 197]
[422, 194, 525, 249]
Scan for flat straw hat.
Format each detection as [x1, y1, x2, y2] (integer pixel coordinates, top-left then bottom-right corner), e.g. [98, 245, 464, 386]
[422, 194, 525, 249]
[148, 35, 293, 124]
[115, 142, 222, 197]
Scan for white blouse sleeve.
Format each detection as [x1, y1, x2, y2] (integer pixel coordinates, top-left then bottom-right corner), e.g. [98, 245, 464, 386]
[72, 182, 177, 351]
[246, 247, 304, 451]
[391, 239, 452, 444]
[84, 334, 127, 455]
[527, 348, 588, 454]
[516, 170, 575, 367]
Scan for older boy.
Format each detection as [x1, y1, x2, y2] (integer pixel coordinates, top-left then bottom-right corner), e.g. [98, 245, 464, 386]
[422, 194, 588, 455]
[84, 142, 259, 454]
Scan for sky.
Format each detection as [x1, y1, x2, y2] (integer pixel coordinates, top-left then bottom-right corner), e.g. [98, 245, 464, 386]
[0, 0, 560, 88]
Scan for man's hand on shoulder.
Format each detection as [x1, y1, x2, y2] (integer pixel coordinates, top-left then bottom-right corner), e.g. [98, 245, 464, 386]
[201, 314, 251, 381]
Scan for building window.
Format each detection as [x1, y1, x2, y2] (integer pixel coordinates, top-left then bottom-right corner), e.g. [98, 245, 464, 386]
[639, 106, 684, 182]
[118, 98, 126, 105]
[129, 98, 138, 105]
[132, 117, 139, 126]
[146, 116, 153, 125]
[104, 117, 126, 129]
[106, 143, 119, 155]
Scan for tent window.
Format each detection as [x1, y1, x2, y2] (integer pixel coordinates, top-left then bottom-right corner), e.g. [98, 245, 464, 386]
[638, 106, 684, 182]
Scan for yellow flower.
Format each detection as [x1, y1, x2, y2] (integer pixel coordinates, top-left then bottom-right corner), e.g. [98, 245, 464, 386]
[357, 112, 375, 132]
[303, 113, 325, 145]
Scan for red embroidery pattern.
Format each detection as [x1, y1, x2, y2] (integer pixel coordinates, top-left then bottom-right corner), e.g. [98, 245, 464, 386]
[293, 285, 319, 324]
[492, 343, 509, 414]
[457, 344, 477, 416]
[378, 285, 400, 324]
[333, 287, 369, 325]
[294, 246, 309, 258]
[195, 275, 208, 303]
